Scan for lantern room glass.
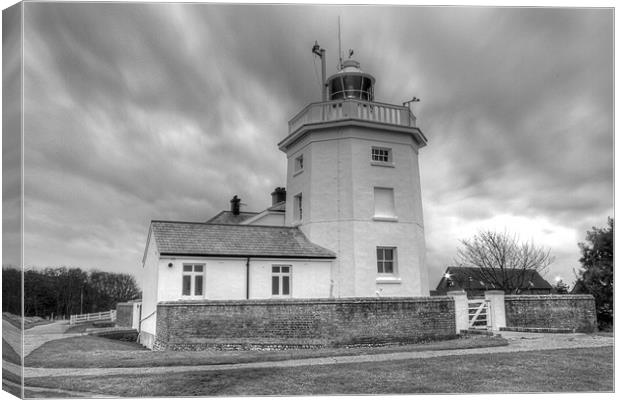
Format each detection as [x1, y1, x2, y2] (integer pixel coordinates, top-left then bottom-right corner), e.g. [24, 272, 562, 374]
[329, 76, 373, 101]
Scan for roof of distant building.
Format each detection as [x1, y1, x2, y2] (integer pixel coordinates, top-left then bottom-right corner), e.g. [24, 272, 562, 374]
[206, 210, 259, 224]
[435, 266, 552, 293]
[149, 220, 336, 259]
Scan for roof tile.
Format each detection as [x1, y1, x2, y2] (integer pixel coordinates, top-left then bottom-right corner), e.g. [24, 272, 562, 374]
[151, 221, 336, 259]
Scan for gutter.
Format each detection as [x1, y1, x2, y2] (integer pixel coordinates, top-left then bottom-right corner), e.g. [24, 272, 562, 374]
[159, 252, 335, 259]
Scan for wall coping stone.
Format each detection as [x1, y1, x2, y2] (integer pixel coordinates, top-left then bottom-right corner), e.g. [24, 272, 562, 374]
[117, 301, 142, 306]
[504, 294, 594, 301]
[158, 296, 453, 307]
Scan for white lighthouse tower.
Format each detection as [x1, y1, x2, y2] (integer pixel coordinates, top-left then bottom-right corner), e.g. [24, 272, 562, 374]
[278, 46, 429, 297]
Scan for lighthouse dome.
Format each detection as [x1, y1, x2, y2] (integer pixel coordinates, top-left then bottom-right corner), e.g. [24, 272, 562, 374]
[326, 59, 375, 101]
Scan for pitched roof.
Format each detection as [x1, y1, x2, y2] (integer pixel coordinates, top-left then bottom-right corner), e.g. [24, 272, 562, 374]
[150, 220, 336, 259]
[435, 266, 552, 292]
[206, 210, 259, 224]
[267, 201, 286, 212]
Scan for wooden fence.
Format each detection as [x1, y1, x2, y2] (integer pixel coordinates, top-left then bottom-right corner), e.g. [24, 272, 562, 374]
[69, 310, 117, 325]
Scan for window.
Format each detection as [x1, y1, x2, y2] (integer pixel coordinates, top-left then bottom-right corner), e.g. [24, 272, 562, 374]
[371, 147, 392, 163]
[377, 247, 396, 274]
[293, 193, 303, 221]
[294, 154, 304, 173]
[272, 265, 291, 296]
[182, 264, 204, 297]
[374, 187, 396, 219]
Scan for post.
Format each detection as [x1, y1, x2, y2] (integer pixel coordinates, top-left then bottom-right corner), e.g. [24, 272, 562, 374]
[484, 290, 506, 331]
[447, 290, 469, 333]
[320, 48, 327, 102]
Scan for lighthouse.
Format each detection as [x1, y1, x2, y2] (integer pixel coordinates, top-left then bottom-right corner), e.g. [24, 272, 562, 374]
[278, 47, 429, 297]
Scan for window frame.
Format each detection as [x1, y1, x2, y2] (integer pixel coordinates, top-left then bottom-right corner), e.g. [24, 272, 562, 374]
[293, 193, 303, 222]
[376, 247, 397, 275]
[294, 154, 304, 175]
[182, 263, 205, 298]
[271, 264, 292, 297]
[371, 146, 394, 167]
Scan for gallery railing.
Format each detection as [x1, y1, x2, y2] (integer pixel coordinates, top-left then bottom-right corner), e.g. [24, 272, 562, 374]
[289, 99, 417, 134]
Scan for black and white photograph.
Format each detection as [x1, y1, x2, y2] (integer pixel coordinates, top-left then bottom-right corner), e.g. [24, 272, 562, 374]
[1, 1, 614, 398]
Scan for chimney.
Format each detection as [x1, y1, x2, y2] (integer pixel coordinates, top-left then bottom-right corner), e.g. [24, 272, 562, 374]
[230, 195, 241, 215]
[270, 187, 286, 205]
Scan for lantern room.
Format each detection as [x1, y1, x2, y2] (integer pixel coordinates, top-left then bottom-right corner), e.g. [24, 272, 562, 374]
[327, 59, 375, 101]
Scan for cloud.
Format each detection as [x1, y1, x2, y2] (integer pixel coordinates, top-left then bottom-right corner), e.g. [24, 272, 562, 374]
[15, 4, 612, 289]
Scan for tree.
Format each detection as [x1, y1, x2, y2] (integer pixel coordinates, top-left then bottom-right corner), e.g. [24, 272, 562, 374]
[573, 218, 613, 329]
[2, 265, 22, 315]
[88, 271, 141, 311]
[456, 230, 554, 294]
[16, 266, 142, 319]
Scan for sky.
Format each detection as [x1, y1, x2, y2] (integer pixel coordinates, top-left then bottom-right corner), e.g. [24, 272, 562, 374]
[3, 3, 613, 289]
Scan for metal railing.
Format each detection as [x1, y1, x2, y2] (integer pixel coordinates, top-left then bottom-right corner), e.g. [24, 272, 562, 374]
[69, 310, 117, 325]
[288, 99, 417, 134]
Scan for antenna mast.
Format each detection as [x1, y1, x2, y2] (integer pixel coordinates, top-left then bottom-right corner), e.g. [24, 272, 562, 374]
[312, 41, 327, 102]
[338, 16, 343, 70]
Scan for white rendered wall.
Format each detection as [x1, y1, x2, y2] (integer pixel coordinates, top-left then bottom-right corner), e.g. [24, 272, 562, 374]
[154, 256, 332, 301]
[284, 126, 429, 297]
[249, 259, 332, 299]
[139, 232, 160, 345]
[157, 257, 247, 301]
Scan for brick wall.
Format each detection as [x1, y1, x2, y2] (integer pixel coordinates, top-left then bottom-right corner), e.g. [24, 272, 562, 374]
[154, 297, 456, 350]
[504, 295, 597, 333]
[116, 303, 134, 328]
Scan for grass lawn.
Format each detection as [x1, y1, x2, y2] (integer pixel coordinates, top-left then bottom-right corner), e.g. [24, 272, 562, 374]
[2, 368, 22, 384]
[26, 346, 613, 396]
[24, 389, 84, 398]
[64, 322, 97, 334]
[25, 335, 507, 368]
[2, 339, 21, 365]
[3, 381, 21, 398]
[2, 368, 22, 397]
[64, 321, 115, 334]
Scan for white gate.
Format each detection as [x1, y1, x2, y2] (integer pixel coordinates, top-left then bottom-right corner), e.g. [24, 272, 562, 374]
[468, 299, 492, 330]
[69, 310, 117, 325]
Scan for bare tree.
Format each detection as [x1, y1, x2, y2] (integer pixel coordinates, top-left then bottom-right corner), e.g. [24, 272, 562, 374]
[455, 230, 554, 294]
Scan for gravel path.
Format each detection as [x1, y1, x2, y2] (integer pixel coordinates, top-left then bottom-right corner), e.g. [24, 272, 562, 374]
[4, 377, 120, 399]
[22, 321, 84, 357]
[17, 332, 613, 379]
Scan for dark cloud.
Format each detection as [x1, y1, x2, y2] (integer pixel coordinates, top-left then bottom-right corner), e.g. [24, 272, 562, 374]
[3, 3, 23, 266]
[17, 4, 612, 287]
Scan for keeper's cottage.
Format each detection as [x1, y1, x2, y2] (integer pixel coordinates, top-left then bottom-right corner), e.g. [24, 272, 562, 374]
[139, 47, 429, 348]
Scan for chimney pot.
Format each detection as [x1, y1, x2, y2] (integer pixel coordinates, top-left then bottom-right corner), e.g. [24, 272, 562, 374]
[270, 187, 286, 205]
[230, 195, 241, 215]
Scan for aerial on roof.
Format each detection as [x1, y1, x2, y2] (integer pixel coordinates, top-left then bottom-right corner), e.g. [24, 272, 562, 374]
[149, 220, 336, 259]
